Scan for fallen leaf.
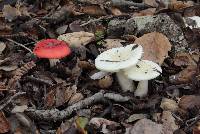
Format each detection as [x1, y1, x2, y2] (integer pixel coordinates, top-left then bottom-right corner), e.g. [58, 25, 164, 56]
[89, 117, 120, 133]
[0, 42, 6, 54]
[56, 25, 68, 35]
[2, 5, 21, 22]
[0, 65, 17, 71]
[169, 65, 197, 84]
[69, 20, 84, 32]
[68, 93, 84, 105]
[110, 7, 122, 15]
[0, 111, 10, 133]
[134, 32, 171, 65]
[179, 95, 200, 110]
[45, 84, 76, 108]
[98, 75, 113, 88]
[80, 5, 106, 16]
[103, 39, 124, 50]
[161, 111, 179, 134]
[174, 52, 197, 66]
[126, 114, 149, 123]
[160, 98, 178, 112]
[75, 116, 89, 134]
[168, 1, 193, 11]
[193, 121, 200, 134]
[133, 8, 156, 17]
[125, 119, 163, 134]
[57, 31, 95, 47]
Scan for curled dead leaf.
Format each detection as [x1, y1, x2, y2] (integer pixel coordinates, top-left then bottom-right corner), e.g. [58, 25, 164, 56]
[169, 65, 197, 84]
[68, 93, 84, 105]
[80, 5, 106, 16]
[0, 111, 10, 133]
[125, 119, 163, 134]
[160, 98, 178, 112]
[174, 52, 196, 66]
[179, 95, 200, 110]
[134, 32, 171, 65]
[103, 39, 124, 50]
[98, 75, 113, 88]
[3, 5, 21, 22]
[57, 31, 95, 47]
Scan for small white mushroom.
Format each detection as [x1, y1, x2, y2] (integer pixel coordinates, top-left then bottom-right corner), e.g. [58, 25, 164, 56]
[95, 44, 143, 92]
[124, 60, 162, 97]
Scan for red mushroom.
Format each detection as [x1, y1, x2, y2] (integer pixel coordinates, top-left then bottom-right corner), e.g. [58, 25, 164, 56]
[33, 39, 71, 67]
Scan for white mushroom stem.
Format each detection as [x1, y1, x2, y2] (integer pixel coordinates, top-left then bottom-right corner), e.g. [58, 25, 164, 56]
[116, 71, 135, 92]
[134, 80, 148, 98]
[49, 59, 60, 67]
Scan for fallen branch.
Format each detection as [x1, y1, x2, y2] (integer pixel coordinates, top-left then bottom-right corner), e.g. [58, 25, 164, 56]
[25, 91, 105, 121]
[0, 92, 26, 111]
[104, 93, 130, 102]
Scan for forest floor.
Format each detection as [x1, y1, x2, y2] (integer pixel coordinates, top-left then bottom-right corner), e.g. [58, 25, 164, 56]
[0, 0, 199, 134]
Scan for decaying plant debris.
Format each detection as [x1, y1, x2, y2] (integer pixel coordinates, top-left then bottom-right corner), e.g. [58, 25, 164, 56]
[0, 0, 199, 134]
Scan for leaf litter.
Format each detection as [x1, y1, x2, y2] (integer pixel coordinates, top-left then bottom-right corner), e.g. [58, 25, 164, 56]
[0, 0, 199, 134]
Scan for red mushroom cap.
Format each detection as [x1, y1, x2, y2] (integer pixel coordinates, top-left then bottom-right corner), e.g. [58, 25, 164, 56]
[33, 39, 71, 59]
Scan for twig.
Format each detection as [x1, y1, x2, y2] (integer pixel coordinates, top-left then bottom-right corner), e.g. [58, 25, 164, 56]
[80, 16, 112, 26]
[25, 91, 105, 121]
[104, 93, 130, 102]
[0, 92, 26, 110]
[6, 38, 33, 54]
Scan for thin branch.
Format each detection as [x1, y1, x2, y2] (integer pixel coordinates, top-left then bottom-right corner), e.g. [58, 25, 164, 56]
[25, 91, 105, 121]
[6, 38, 33, 54]
[0, 92, 26, 111]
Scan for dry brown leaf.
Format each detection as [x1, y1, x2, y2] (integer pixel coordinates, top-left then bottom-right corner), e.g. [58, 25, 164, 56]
[45, 85, 77, 108]
[179, 95, 200, 110]
[98, 75, 113, 88]
[169, 65, 197, 84]
[103, 39, 124, 50]
[160, 98, 178, 112]
[168, 1, 193, 11]
[89, 117, 120, 133]
[77, 60, 95, 70]
[193, 122, 200, 134]
[110, 7, 122, 16]
[68, 93, 84, 105]
[161, 111, 179, 134]
[0, 42, 6, 54]
[0, 111, 10, 133]
[80, 5, 106, 16]
[2, 5, 21, 22]
[125, 119, 163, 134]
[0, 65, 17, 71]
[174, 52, 197, 66]
[144, 0, 158, 7]
[133, 8, 156, 17]
[134, 32, 171, 65]
[58, 31, 95, 47]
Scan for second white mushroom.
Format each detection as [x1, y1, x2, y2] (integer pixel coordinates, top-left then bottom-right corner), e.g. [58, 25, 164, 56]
[124, 60, 162, 97]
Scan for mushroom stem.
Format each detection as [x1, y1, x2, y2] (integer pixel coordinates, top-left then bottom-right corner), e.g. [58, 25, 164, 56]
[134, 80, 148, 97]
[116, 71, 135, 92]
[49, 59, 60, 67]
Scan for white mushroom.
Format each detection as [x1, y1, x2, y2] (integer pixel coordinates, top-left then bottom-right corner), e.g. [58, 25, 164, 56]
[124, 60, 162, 97]
[95, 44, 143, 92]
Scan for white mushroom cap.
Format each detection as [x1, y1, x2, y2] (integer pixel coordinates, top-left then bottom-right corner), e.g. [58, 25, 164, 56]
[124, 60, 162, 81]
[95, 44, 143, 72]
